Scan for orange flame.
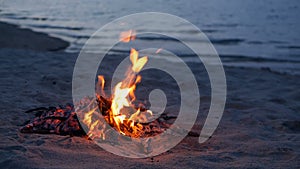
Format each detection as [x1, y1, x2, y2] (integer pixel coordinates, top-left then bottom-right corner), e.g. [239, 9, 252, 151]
[82, 30, 153, 139]
[97, 75, 106, 97]
[110, 48, 148, 134]
[119, 30, 136, 43]
[155, 48, 163, 54]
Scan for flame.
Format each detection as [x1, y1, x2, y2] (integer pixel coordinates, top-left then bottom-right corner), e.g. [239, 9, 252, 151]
[119, 29, 136, 43]
[155, 48, 163, 54]
[98, 75, 105, 90]
[82, 30, 154, 139]
[130, 48, 148, 73]
[97, 75, 106, 97]
[109, 48, 148, 134]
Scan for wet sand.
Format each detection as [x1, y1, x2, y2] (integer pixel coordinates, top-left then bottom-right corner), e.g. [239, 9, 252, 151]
[0, 22, 68, 51]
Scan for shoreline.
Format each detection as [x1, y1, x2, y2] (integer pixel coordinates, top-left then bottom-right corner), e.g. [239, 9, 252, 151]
[0, 21, 69, 51]
[0, 21, 299, 168]
[1, 20, 298, 76]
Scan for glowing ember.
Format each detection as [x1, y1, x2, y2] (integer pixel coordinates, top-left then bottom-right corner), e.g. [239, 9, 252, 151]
[20, 104, 85, 136]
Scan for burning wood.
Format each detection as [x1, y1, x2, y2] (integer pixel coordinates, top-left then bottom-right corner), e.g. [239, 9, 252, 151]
[20, 96, 173, 138]
[76, 46, 171, 140]
[95, 95, 170, 138]
[20, 103, 85, 136]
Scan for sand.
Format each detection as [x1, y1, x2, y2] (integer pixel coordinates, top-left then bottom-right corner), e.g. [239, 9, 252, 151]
[0, 22, 69, 51]
[0, 21, 299, 168]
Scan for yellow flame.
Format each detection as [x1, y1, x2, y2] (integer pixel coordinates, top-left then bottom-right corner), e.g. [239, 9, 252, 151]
[130, 48, 148, 72]
[82, 107, 97, 126]
[82, 30, 152, 139]
[111, 48, 147, 113]
[109, 48, 148, 133]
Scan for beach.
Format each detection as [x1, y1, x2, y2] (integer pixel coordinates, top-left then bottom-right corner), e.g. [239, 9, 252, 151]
[0, 21, 299, 168]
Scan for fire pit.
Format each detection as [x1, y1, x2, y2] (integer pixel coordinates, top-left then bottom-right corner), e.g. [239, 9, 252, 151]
[20, 30, 175, 141]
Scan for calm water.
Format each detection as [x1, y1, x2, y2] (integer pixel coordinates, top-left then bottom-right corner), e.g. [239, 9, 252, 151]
[1, 0, 300, 74]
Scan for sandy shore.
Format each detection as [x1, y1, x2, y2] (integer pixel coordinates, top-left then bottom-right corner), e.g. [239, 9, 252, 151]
[0, 22, 69, 51]
[0, 21, 299, 168]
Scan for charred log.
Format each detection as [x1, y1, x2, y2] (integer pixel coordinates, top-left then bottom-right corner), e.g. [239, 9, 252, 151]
[20, 103, 85, 136]
[20, 96, 174, 138]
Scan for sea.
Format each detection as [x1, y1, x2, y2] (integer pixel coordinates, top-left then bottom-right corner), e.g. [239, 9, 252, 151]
[1, 0, 299, 74]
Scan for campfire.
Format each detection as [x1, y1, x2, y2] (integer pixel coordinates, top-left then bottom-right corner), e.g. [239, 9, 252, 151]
[20, 30, 175, 141]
